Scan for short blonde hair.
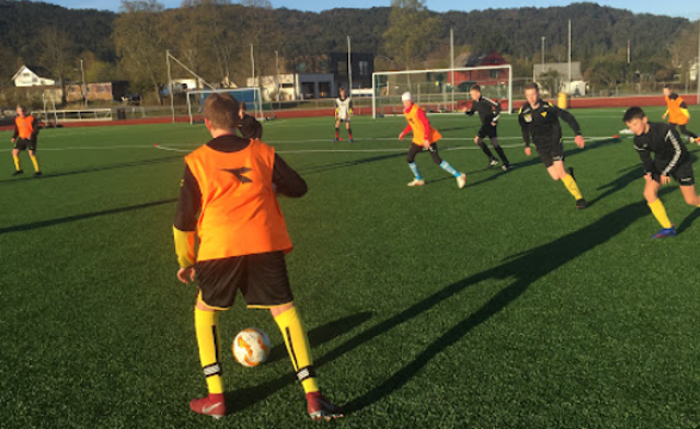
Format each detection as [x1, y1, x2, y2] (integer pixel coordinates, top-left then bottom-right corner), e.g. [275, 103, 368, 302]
[203, 93, 240, 130]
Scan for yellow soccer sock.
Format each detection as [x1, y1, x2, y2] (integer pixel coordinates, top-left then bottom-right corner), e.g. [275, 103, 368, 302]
[561, 174, 583, 200]
[13, 155, 21, 171]
[274, 306, 319, 394]
[648, 199, 672, 229]
[30, 155, 40, 172]
[194, 307, 223, 394]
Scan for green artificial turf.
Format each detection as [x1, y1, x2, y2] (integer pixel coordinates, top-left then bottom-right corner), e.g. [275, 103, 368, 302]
[1, 106, 699, 428]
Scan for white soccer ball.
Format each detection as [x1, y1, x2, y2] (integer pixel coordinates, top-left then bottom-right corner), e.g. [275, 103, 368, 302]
[232, 328, 271, 367]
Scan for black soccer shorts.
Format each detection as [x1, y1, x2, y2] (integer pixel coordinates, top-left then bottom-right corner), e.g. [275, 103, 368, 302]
[477, 123, 497, 139]
[195, 251, 294, 310]
[536, 142, 564, 168]
[14, 138, 37, 152]
[651, 161, 695, 186]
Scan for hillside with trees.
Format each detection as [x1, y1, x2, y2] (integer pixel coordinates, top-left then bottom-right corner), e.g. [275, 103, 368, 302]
[0, 0, 697, 104]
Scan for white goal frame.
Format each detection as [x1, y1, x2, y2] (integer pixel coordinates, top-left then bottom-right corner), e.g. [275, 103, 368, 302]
[185, 88, 264, 125]
[371, 65, 513, 118]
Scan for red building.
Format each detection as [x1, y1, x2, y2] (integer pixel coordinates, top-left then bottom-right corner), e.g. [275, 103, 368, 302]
[448, 50, 510, 89]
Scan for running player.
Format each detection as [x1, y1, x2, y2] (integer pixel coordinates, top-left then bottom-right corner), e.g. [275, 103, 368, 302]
[662, 84, 698, 144]
[10, 105, 42, 177]
[623, 106, 700, 238]
[173, 93, 343, 421]
[399, 92, 466, 188]
[238, 102, 263, 139]
[334, 87, 353, 142]
[461, 84, 512, 170]
[518, 83, 587, 209]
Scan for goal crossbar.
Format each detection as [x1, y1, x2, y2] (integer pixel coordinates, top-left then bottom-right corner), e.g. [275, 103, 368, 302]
[372, 65, 513, 118]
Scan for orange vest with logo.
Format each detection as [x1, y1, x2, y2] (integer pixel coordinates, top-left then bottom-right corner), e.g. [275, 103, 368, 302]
[404, 104, 442, 145]
[15, 115, 35, 139]
[185, 139, 293, 261]
[665, 95, 689, 125]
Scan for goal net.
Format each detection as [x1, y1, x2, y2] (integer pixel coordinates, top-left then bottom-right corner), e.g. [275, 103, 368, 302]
[371, 65, 513, 118]
[185, 88, 265, 125]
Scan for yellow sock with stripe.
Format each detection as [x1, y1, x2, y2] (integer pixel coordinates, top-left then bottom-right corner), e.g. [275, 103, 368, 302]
[274, 306, 319, 394]
[561, 174, 583, 200]
[648, 199, 672, 229]
[30, 155, 40, 172]
[13, 155, 21, 171]
[194, 307, 223, 394]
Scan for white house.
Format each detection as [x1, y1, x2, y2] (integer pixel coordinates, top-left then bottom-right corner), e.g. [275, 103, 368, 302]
[12, 65, 56, 87]
[247, 73, 336, 101]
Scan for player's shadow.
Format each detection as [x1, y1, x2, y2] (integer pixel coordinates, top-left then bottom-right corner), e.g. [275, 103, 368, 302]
[0, 155, 182, 186]
[297, 152, 406, 175]
[265, 311, 374, 364]
[340, 200, 647, 414]
[431, 137, 621, 189]
[0, 199, 177, 235]
[223, 200, 648, 416]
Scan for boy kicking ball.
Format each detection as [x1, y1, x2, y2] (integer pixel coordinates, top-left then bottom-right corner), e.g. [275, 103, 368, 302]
[623, 106, 700, 238]
[399, 92, 466, 188]
[173, 92, 343, 420]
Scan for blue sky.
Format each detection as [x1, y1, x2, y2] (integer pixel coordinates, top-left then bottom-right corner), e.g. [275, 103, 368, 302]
[49, 0, 699, 20]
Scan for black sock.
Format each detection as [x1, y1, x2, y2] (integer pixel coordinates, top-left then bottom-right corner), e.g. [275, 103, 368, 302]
[478, 142, 494, 159]
[494, 146, 510, 164]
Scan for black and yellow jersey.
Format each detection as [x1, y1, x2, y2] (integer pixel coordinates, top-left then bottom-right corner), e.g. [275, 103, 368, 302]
[518, 100, 581, 148]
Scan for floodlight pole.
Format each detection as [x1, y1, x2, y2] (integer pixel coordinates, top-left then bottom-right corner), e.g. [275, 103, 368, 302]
[568, 20, 572, 94]
[275, 50, 280, 110]
[251, 44, 255, 89]
[347, 36, 353, 95]
[450, 28, 455, 111]
[166, 50, 175, 123]
[80, 58, 87, 107]
[697, 15, 700, 105]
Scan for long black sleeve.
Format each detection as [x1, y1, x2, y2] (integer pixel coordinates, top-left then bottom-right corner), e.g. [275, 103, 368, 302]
[173, 164, 201, 232]
[12, 123, 18, 139]
[272, 154, 307, 198]
[555, 107, 582, 136]
[518, 114, 531, 146]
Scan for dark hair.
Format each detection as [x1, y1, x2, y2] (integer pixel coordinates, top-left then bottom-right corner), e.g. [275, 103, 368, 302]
[240, 101, 247, 111]
[623, 106, 646, 122]
[204, 92, 240, 129]
[663, 84, 672, 90]
[524, 82, 539, 92]
[470, 84, 481, 92]
[16, 105, 27, 114]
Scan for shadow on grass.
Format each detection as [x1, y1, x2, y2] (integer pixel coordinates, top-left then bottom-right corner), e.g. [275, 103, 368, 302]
[430, 137, 621, 189]
[223, 200, 648, 416]
[265, 311, 374, 364]
[0, 155, 182, 186]
[0, 199, 177, 235]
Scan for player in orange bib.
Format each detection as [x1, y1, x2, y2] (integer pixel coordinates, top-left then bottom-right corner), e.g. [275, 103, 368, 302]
[662, 84, 698, 144]
[10, 105, 42, 177]
[398, 92, 466, 188]
[173, 93, 342, 421]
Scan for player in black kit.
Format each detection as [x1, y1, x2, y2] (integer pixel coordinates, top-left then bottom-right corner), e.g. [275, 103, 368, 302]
[462, 85, 512, 170]
[518, 83, 587, 209]
[623, 106, 700, 238]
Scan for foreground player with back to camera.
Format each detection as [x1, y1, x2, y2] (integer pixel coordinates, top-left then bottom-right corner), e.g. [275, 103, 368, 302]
[399, 92, 466, 188]
[173, 93, 343, 421]
[461, 84, 513, 170]
[518, 83, 587, 209]
[10, 105, 42, 177]
[623, 106, 700, 238]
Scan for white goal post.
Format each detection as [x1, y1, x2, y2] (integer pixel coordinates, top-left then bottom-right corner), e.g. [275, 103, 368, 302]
[185, 88, 265, 125]
[371, 65, 513, 118]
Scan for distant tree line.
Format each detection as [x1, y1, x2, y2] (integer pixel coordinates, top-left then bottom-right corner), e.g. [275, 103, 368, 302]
[0, 0, 697, 105]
